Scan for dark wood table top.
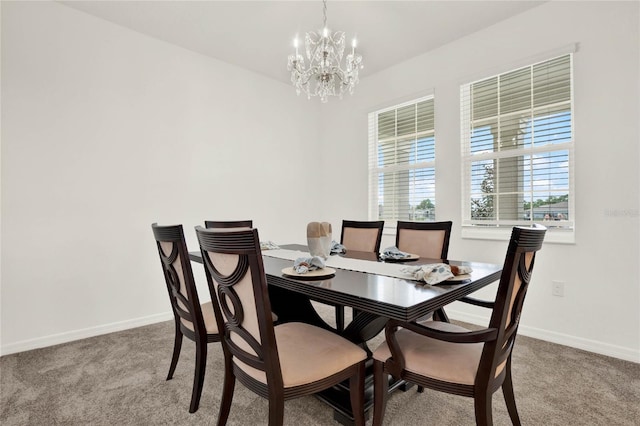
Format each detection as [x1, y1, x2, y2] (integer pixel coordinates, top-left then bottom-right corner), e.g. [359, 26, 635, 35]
[189, 244, 502, 323]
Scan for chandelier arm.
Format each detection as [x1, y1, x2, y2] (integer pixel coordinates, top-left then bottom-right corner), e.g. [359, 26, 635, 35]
[299, 72, 315, 86]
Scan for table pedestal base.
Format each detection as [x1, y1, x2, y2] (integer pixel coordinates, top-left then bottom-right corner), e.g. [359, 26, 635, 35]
[267, 284, 415, 425]
[315, 361, 408, 426]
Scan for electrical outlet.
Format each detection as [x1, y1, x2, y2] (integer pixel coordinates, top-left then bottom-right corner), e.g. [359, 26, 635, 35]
[552, 281, 565, 297]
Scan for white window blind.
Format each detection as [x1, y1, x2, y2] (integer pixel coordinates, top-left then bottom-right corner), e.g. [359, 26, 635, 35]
[368, 96, 435, 226]
[461, 54, 574, 232]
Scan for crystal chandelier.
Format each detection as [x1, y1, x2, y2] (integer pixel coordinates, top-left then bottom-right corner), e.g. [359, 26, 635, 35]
[287, 0, 363, 103]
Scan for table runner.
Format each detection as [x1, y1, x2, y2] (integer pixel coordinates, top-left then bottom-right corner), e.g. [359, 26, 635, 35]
[262, 249, 417, 281]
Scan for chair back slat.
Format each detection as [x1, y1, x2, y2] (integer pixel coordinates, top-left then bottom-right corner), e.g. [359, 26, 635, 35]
[196, 227, 282, 386]
[204, 220, 253, 230]
[341, 220, 384, 253]
[152, 223, 205, 336]
[172, 292, 194, 323]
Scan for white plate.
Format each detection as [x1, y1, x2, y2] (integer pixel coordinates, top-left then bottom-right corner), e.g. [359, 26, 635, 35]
[446, 274, 472, 283]
[281, 267, 336, 280]
[382, 253, 420, 262]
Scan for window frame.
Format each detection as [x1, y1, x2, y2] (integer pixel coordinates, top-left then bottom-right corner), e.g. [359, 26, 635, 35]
[368, 94, 436, 232]
[460, 53, 576, 244]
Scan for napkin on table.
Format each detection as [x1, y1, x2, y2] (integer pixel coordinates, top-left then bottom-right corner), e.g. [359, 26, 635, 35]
[330, 240, 346, 255]
[293, 256, 326, 274]
[260, 240, 280, 250]
[401, 263, 473, 285]
[380, 246, 410, 260]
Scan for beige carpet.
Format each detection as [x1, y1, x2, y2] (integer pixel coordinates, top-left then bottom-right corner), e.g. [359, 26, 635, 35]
[2, 304, 639, 425]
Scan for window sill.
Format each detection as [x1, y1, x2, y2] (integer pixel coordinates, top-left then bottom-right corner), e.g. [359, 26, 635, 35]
[461, 226, 575, 244]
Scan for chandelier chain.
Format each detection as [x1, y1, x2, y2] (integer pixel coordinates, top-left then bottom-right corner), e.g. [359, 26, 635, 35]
[322, 0, 327, 29]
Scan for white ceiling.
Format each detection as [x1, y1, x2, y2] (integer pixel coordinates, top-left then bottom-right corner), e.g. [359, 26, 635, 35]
[60, 1, 545, 84]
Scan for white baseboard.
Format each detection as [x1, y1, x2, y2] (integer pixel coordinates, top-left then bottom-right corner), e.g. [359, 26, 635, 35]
[0, 312, 174, 357]
[3, 310, 639, 364]
[448, 310, 640, 363]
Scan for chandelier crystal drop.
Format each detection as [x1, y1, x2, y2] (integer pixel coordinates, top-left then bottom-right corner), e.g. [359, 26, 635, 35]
[287, 0, 363, 103]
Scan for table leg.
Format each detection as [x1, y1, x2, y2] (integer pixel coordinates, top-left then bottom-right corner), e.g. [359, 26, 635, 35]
[342, 312, 388, 345]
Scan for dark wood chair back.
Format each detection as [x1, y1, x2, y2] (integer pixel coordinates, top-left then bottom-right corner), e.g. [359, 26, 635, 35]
[196, 227, 282, 391]
[152, 223, 206, 342]
[340, 220, 385, 253]
[478, 224, 546, 389]
[395, 220, 452, 259]
[152, 223, 219, 413]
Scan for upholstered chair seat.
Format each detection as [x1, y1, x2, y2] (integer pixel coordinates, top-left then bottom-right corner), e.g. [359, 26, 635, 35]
[373, 321, 484, 386]
[237, 322, 366, 388]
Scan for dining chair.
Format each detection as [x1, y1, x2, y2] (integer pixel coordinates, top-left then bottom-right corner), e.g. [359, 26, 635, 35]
[195, 226, 367, 426]
[334, 220, 385, 331]
[396, 220, 453, 322]
[395, 220, 452, 259]
[372, 224, 546, 426]
[340, 220, 385, 253]
[151, 223, 220, 413]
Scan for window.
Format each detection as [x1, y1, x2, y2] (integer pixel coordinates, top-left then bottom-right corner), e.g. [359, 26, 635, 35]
[368, 96, 435, 226]
[461, 54, 574, 239]
[369, 96, 436, 228]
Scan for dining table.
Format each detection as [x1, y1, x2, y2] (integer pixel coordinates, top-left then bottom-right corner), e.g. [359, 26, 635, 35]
[189, 243, 502, 425]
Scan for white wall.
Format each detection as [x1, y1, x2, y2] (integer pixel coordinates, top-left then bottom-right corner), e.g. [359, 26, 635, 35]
[2, 1, 639, 363]
[319, 1, 640, 362]
[1, 1, 321, 354]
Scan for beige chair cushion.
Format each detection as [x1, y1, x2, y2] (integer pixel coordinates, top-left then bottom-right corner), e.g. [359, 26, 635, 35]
[397, 229, 446, 259]
[372, 321, 483, 386]
[181, 301, 219, 335]
[342, 227, 380, 252]
[235, 322, 367, 388]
